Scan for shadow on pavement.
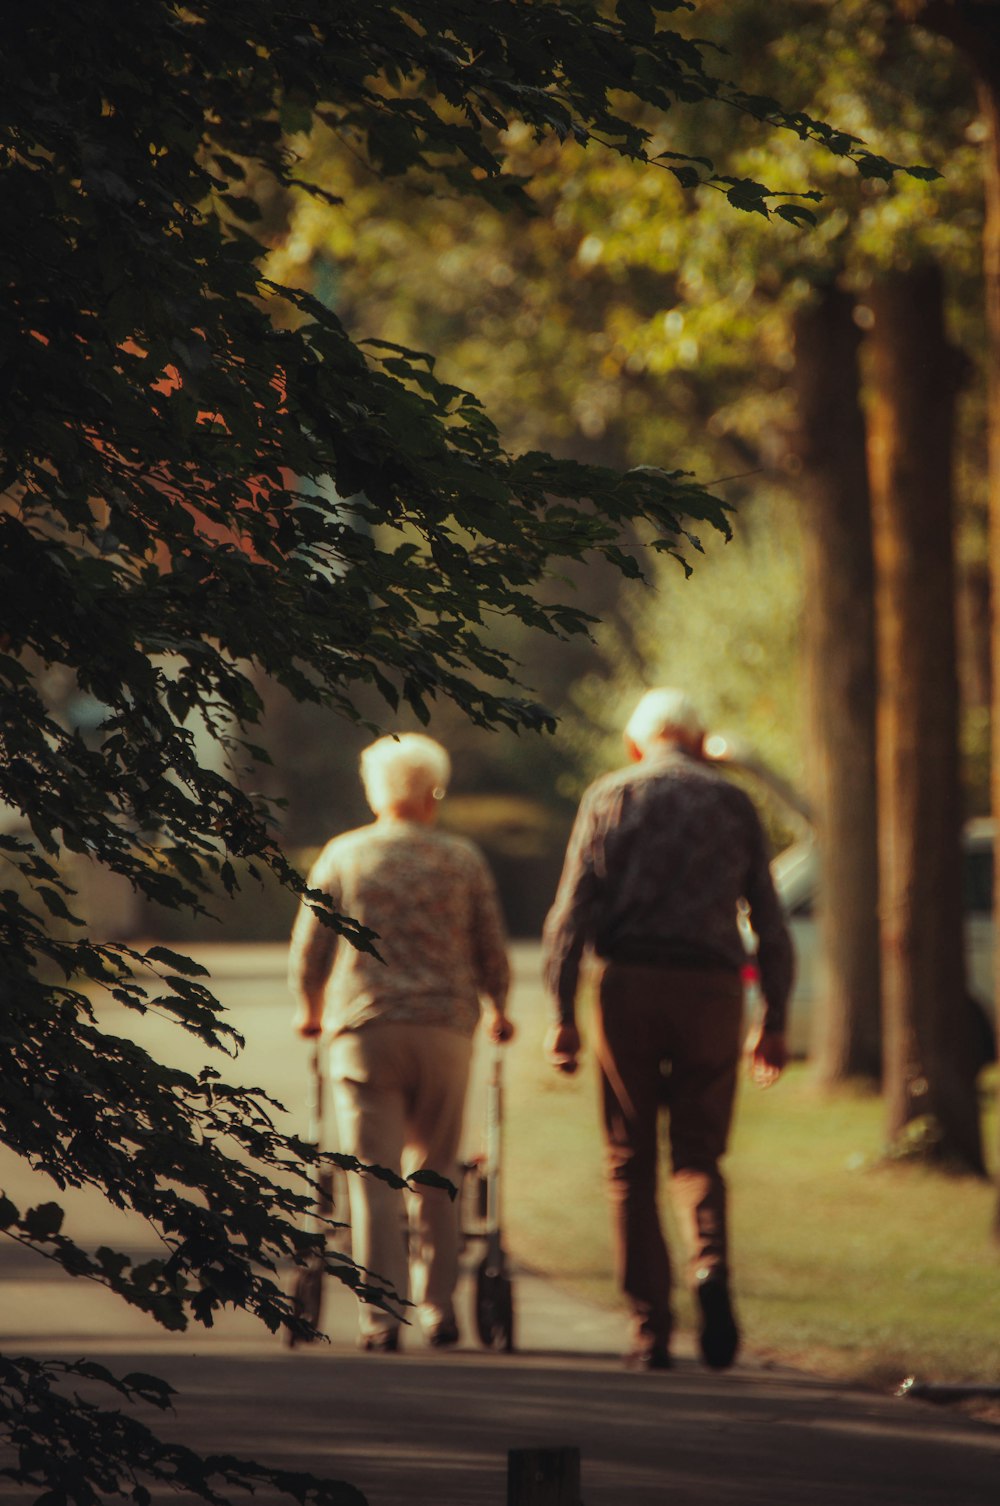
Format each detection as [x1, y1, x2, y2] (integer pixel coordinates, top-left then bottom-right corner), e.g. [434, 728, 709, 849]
[7, 1344, 991, 1506]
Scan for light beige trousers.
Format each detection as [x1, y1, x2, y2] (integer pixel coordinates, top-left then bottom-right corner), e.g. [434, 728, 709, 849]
[330, 1021, 473, 1340]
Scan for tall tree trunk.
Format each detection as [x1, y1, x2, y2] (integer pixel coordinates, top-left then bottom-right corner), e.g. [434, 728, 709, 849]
[790, 287, 881, 1084]
[867, 264, 985, 1174]
[957, 556, 992, 716]
[976, 63, 1000, 1219]
[900, 0, 1000, 1213]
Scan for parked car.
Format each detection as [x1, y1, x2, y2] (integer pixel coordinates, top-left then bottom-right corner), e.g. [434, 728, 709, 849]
[767, 822, 995, 1059]
[705, 736, 996, 1060]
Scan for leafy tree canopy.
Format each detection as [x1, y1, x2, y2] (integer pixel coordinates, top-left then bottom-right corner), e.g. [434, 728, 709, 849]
[260, 0, 965, 816]
[1, 2, 928, 1502]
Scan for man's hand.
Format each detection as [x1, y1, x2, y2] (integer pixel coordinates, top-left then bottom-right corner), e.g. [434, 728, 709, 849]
[744, 1022, 787, 1087]
[485, 1007, 516, 1044]
[545, 1021, 581, 1075]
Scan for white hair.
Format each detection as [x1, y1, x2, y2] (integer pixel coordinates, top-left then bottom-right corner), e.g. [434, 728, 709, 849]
[624, 688, 703, 752]
[360, 733, 451, 815]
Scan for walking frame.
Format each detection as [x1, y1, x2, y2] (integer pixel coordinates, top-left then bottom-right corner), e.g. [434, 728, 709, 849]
[288, 1036, 516, 1351]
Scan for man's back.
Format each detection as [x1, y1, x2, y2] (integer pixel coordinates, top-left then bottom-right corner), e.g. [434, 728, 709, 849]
[589, 749, 770, 968]
[544, 747, 792, 1029]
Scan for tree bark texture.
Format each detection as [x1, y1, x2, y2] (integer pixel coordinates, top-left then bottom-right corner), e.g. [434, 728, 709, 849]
[790, 289, 882, 1084]
[897, 0, 1000, 61]
[867, 265, 985, 1173]
[901, 0, 1000, 1211]
[956, 556, 992, 714]
[974, 63, 1000, 1216]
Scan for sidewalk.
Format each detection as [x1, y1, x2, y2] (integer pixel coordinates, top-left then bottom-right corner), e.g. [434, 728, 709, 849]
[1, 1242, 629, 1360]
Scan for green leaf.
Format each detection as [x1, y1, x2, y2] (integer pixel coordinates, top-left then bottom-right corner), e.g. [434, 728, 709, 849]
[21, 1201, 65, 1240]
[856, 153, 895, 182]
[35, 887, 84, 924]
[616, 0, 656, 40]
[121, 1371, 177, 1406]
[775, 203, 817, 228]
[219, 194, 263, 223]
[280, 98, 315, 136]
[96, 1245, 130, 1280]
[212, 154, 246, 181]
[724, 180, 771, 216]
[408, 1168, 458, 1199]
[144, 946, 210, 976]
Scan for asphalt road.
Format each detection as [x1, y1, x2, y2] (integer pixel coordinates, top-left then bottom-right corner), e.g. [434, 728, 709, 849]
[3, 943, 999, 1505]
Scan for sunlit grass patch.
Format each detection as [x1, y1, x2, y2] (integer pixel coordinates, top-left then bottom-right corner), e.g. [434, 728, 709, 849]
[502, 967, 999, 1386]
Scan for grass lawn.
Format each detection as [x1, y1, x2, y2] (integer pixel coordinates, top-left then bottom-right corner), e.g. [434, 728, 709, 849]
[500, 982, 1000, 1388]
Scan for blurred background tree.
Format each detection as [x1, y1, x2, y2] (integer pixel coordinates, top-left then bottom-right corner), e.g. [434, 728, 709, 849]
[894, 0, 1000, 1206]
[254, 0, 996, 1173]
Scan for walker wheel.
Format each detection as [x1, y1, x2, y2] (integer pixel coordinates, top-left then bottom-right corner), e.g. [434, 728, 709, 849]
[474, 1257, 514, 1352]
[286, 1259, 324, 1346]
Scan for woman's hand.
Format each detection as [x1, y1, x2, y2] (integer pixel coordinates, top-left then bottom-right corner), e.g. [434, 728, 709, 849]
[485, 1007, 516, 1044]
[293, 1007, 324, 1040]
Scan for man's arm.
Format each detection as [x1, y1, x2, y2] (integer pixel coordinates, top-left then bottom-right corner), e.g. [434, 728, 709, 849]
[541, 785, 604, 1071]
[742, 803, 794, 1085]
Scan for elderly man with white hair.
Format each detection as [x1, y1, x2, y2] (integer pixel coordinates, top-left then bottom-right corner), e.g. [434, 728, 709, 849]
[289, 732, 513, 1353]
[542, 688, 792, 1373]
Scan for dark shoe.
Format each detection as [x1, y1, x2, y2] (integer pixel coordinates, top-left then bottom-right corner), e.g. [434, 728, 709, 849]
[626, 1346, 672, 1371]
[427, 1320, 460, 1349]
[695, 1274, 739, 1370]
[359, 1328, 400, 1353]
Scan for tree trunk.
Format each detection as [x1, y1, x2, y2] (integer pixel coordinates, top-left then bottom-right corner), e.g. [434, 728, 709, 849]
[976, 65, 1000, 1219]
[789, 288, 881, 1084]
[957, 556, 992, 716]
[900, 0, 1000, 1215]
[867, 264, 985, 1174]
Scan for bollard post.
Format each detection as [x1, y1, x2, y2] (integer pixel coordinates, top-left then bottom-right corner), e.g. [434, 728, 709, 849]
[506, 1446, 581, 1506]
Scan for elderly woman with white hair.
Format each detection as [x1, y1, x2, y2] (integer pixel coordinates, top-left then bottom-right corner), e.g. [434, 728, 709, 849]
[289, 732, 513, 1353]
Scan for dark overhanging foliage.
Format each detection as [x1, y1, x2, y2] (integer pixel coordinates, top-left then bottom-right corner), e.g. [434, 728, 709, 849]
[0, 2, 933, 1501]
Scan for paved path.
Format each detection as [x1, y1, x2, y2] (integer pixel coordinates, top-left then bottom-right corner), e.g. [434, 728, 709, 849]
[3, 944, 999, 1504]
[6, 1341, 996, 1506]
[6, 1245, 1000, 1506]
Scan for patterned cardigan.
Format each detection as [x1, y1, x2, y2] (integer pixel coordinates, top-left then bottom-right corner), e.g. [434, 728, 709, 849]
[289, 818, 510, 1038]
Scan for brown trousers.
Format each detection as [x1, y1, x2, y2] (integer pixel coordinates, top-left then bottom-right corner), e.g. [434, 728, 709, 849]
[595, 962, 744, 1351]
